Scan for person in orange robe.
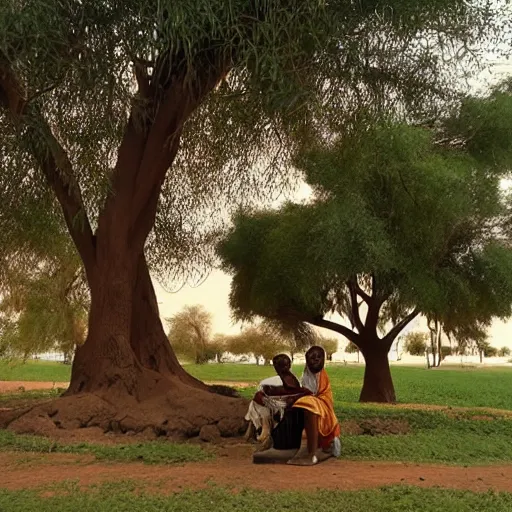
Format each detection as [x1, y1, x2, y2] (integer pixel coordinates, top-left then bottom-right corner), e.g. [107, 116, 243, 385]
[288, 345, 341, 465]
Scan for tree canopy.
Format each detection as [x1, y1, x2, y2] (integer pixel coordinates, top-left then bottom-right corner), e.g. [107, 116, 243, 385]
[0, 190, 87, 361]
[0, 0, 505, 280]
[218, 85, 512, 402]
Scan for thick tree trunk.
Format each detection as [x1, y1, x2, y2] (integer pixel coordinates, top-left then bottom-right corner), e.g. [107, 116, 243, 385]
[130, 255, 208, 390]
[66, 253, 207, 399]
[360, 345, 396, 403]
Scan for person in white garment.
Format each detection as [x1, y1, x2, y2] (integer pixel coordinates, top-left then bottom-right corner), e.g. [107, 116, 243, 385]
[244, 354, 310, 445]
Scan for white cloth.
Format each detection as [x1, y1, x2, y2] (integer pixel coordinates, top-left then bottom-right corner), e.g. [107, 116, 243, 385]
[245, 375, 294, 430]
[245, 400, 271, 430]
[258, 376, 284, 390]
[301, 367, 318, 394]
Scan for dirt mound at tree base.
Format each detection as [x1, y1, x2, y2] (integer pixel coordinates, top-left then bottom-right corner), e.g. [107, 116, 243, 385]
[0, 382, 248, 442]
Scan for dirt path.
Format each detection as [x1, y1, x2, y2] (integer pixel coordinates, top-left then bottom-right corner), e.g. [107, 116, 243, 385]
[0, 380, 254, 394]
[2, 451, 512, 493]
[0, 381, 69, 393]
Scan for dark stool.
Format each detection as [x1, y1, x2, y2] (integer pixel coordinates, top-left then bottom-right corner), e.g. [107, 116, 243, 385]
[271, 408, 304, 450]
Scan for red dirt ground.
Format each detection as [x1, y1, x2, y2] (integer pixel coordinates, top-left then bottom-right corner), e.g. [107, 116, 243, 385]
[0, 381, 69, 392]
[0, 380, 253, 393]
[2, 451, 512, 493]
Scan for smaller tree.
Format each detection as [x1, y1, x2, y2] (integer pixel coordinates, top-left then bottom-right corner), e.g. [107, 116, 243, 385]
[499, 346, 511, 357]
[345, 341, 361, 363]
[210, 334, 229, 363]
[439, 346, 453, 362]
[482, 342, 498, 358]
[166, 305, 215, 364]
[404, 332, 428, 356]
[227, 325, 288, 365]
[319, 337, 338, 361]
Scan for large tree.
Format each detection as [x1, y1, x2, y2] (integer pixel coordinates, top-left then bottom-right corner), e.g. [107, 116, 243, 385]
[218, 86, 512, 403]
[0, 1, 504, 432]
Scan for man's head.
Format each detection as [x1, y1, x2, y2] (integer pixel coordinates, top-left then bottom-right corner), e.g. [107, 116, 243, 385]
[272, 353, 292, 375]
[305, 346, 325, 374]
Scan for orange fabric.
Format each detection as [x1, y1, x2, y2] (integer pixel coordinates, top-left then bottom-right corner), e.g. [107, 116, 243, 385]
[293, 369, 341, 448]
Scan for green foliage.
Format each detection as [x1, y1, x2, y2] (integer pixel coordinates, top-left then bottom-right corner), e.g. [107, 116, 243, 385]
[499, 346, 511, 357]
[319, 337, 338, 360]
[440, 346, 453, 360]
[404, 332, 429, 356]
[0, 0, 505, 284]
[218, 90, 512, 365]
[481, 342, 499, 358]
[1, 486, 512, 512]
[0, 430, 210, 464]
[0, 192, 88, 361]
[227, 324, 289, 364]
[345, 342, 360, 354]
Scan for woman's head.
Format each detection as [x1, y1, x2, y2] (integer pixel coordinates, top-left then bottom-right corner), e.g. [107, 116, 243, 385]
[305, 346, 325, 373]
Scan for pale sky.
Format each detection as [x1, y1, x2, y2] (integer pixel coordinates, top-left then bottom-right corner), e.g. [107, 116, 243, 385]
[155, 59, 512, 351]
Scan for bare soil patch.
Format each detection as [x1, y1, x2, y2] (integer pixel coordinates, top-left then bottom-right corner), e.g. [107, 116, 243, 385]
[2, 451, 512, 493]
[0, 381, 69, 393]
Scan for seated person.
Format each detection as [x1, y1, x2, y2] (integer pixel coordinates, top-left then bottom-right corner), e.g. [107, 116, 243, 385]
[244, 354, 309, 443]
[287, 345, 341, 465]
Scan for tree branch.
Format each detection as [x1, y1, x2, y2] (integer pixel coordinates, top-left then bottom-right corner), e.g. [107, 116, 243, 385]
[309, 316, 360, 344]
[364, 274, 388, 334]
[346, 279, 366, 334]
[0, 57, 96, 275]
[383, 308, 420, 349]
[127, 52, 231, 245]
[354, 276, 371, 303]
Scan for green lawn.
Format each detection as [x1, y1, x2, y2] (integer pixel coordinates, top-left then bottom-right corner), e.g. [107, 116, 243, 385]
[4, 360, 512, 410]
[1, 485, 512, 512]
[186, 363, 512, 410]
[334, 403, 512, 465]
[0, 360, 71, 382]
[0, 430, 210, 464]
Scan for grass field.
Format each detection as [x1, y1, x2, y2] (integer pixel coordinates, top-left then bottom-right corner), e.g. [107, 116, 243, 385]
[1, 484, 512, 512]
[0, 430, 210, 464]
[186, 362, 512, 410]
[0, 360, 71, 382]
[4, 360, 512, 410]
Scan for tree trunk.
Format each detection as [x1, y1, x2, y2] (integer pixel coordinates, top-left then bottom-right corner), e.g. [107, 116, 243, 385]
[360, 345, 396, 403]
[66, 253, 206, 398]
[436, 328, 442, 367]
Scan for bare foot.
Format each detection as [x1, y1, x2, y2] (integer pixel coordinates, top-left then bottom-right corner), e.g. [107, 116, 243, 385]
[255, 436, 273, 452]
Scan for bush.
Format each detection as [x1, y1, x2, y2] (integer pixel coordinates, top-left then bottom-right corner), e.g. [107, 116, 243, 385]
[404, 332, 428, 356]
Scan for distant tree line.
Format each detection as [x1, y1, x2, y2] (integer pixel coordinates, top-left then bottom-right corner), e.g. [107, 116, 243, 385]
[166, 305, 338, 365]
